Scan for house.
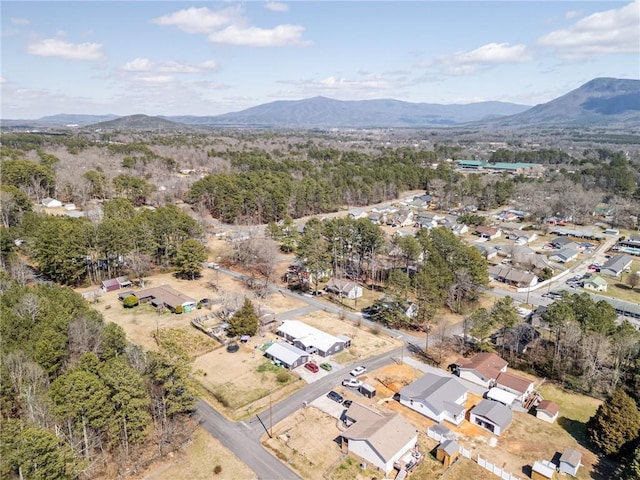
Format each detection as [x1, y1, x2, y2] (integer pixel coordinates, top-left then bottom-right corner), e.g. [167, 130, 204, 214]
[493, 324, 541, 355]
[398, 373, 468, 425]
[600, 254, 633, 277]
[324, 278, 363, 299]
[559, 448, 582, 477]
[132, 284, 197, 313]
[116, 276, 132, 288]
[469, 399, 513, 435]
[488, 265, 539, 288]
[549, 248, 578, 263]
[340, 403, 418, 476]
[551, 237, 578, 249]
[536, 400, 560, 423]
[348, 208, 368, 219]
[276, 320, 349, 357]
[454, 352, 508, 388]
[528, 305, 549, 328]
[264, 342, 308, 369]
[412, 194, 433, 207]
[415, 214, 438, 229]
[436, 440, 460, 467]
[515, 231, 538, 244]
[495, 371, 535, 403]
[475, 226, 502, 240]
[451, 224, 469, 235]
[101, 278, 122, 292]
[64, 203, 77, 211]
[583, 275, 608, 292]
[41, 197, 62, 208]
[532, 460, 557, 480]
[475, 244, 498, 260]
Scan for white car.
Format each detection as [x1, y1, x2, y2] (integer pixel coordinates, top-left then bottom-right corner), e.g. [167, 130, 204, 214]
[342, 378, 363, 388]
[349, 366, 367, 377]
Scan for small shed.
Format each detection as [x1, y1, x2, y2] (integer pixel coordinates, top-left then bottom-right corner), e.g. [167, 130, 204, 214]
[536, 400, 560, 423]
[101, 278, 121, 292]
[559, 448, 582, 477]
[486, 387, 517, 407]
[116, 276, 132, 288]
[532, 460, 557, 480]
[41, 197, 62, 208]
[436, 439, 459, 467]
[359, 383, 376, 398]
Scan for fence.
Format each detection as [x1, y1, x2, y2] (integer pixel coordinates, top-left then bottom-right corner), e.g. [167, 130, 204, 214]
[477, 455, 524, 480]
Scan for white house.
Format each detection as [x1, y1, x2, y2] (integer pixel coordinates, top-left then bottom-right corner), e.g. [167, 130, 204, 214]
[399, 373, 468, 425]
[582, 276, 608, 292]
[559, 448, 582, 477]
[276, 320, 349, 357]
[341, 403, 418, 476]
[469, 399, 513, 436]
[41, 197, 62, 208]
[454, 353, 508, 388]
[536, 400, 560, 424]
[324, 278, 363, 299]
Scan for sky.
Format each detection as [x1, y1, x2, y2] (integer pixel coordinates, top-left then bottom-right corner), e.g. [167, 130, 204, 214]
[1, 1, 639, 119]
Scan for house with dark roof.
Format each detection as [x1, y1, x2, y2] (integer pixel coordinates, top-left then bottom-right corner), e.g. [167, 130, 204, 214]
[132, 284, 197, 312]
[469, 399, 513, 435]
[454, 353, 508, 388]
[101, 278, 121, 292]
[399, 373, 468, 425]
[600, 254, 633, 277]
[536, 400, 560, 423]
[340, 403, 418, 476]
[549, 247, 578, 263]
[495, 371, 535, 403]
[488, 265, 538, 288]
[559, 448, 582, 477]
[551, 237, 578, 249]
[276, 320, 349, 357]
[493, 324, 541, 355]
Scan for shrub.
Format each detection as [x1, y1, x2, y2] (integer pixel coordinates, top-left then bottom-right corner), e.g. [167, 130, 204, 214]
[276, 371, 290, 384]
[213, 465, 222, 475]
[122, 295, 139, 308]
[174, 305, 183, 314]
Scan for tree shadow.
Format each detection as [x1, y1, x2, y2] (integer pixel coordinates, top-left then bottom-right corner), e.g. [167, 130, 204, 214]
[557, 416, 590, 448]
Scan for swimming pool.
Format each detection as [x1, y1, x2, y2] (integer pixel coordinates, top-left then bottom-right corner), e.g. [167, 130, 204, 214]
[617, 246, 640, 256]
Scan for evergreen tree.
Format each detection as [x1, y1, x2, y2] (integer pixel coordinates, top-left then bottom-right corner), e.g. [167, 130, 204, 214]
[587, 389, 640, 455]
[227, 298, 259, 337]
[174, 239, 207, 280]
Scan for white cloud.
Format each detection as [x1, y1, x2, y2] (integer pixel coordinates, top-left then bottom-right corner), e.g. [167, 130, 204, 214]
[208, 24, 309, 47]
[11, 17, 29, 25]
[153, 5, 309, 47]
[152, 6, 243, 34]
[265, 2, 289, 12]
[27, 38, 103, 61]
[565, 10, 582, 20]
[136, 75, 174, 84]
[199, 60, 218, 70]
[538, 0, 640, 57]
[435, 43, 531, 76]
[0, 76, 5, 83]
[123, 58, 153, 72]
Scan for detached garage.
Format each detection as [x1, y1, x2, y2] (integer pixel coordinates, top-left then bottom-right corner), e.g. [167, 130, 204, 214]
[264, 342, 309, 370]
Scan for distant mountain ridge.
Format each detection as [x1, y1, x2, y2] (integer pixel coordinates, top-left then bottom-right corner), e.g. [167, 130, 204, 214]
[2, 77, 638, 129]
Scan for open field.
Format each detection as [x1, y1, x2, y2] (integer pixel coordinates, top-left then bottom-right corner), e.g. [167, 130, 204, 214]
[134, 427, 256, 480]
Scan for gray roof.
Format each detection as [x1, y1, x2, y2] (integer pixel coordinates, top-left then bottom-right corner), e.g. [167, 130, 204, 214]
[264, 342, 308, 365]
[601, 254, 634, 274]
[552, 237, 577, 247]
[560, 448, 582, 467]
[471, 399, 512, 429]
[551, 247, 577, 262]
[438, 439, 459, 456]
[428, 423, 452, 437]
[400, 373, 467, 416]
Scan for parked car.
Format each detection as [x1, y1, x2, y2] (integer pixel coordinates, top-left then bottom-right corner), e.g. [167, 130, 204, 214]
[199, 298, 210, 306]
[342, 378, 363, 388]
[226, 342, 239, 353]
[206, 262, 220, 269]
[350, 366, 367, 377]
[342, 400, 353, 408]
[304, 362, 319, 373]
[319, 362, 333, 371]
[327, 390, 344, 403]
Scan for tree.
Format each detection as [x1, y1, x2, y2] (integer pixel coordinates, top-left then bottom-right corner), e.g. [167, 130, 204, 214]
[615, 442, 640, 480]
[627, 271, 640, 291]
[587, 389, 640, 455]
[227, 298, 259, 337]
[174, 239, 207, 280]
[491, 296, 520, 357]
[468, 308, 495, 351]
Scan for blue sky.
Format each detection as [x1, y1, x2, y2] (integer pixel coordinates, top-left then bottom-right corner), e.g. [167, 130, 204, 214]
[1, 1, 638, 118]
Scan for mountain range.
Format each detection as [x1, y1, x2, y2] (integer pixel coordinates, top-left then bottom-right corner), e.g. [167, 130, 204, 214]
[3, 77, 639, 130]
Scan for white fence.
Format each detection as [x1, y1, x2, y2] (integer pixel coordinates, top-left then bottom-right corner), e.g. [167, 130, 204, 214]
[477, 455, 523, 480]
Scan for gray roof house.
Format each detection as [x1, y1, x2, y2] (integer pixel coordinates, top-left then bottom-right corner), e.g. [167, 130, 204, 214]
[551, 237, 578, 249]
[469, 399, 513, 435]
[549, 247, 578, 263]
[399, 373, 468, 425]
[559, 447, 582, 477]
[600, 254, 634, 277]
[264, 342, 309, 370]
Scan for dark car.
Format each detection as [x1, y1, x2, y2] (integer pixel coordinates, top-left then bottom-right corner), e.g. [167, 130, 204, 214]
[226, 342, 240, 353]
[327, 390, 344, 404]
[342, 399, 353, 408]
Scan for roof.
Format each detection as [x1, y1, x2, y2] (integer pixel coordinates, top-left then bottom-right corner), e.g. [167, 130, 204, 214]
[476, 226, 500, 236]
[551, 247, 577, 261]
[471, 399, 513, 429]
[552, 236, 576, 247]
[489, 265, 537, 285]
[486, 387, 517, 406]
[496, 371, 534, 394]
[428, 423, 452, 438]
[134, 284, 196, 309]
[455, 352, 508, 381]
[560, 448, 582, 467]
[277, 320, 347, 352]
[437, 439, 459, 456]
[102, 278, 120, 288]
[601, 254, 634, 274]
[264, 342, 307, 365]
[537, 400, 560, 416]
[584, 276, 607, 286]
[399, 373, 467, 416]
[342, 407, 417, 463]
[325, 278, 360, 294]
[532, 460, 557, 478]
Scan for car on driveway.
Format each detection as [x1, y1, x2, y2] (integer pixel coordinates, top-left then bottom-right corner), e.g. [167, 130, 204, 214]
[327, 390, 344, 403]
[342, 400, 352, 408]
[319, 362, 333, 371]
[342, 378, 363, 388]
[350, 366, 367, 377]
[304, 362, 319, 373]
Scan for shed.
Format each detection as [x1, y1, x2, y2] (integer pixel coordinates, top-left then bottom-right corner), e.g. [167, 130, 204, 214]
[536, 400, 560, 423]
[532, 460, 557, 480]
[469, 399, 512, 435]
[436, 439, 459, 467]
[559, 448, 582, 477]
[359, 383, 376, 398]
[41, 197, 62, 208]
[101, 278, 121, 292]
[116, 276, 132, 288]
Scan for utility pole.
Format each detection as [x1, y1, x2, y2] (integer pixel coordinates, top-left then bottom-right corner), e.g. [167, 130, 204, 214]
[269, 395, 273, 438]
